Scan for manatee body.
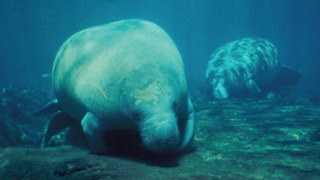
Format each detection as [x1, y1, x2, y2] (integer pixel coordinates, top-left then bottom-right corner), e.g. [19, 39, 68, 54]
[41, 19, 195, 154]
[205, 38, 301, 99]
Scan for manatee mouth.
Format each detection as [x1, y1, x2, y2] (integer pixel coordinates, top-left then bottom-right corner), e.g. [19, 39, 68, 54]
[140, 114, 180, 153]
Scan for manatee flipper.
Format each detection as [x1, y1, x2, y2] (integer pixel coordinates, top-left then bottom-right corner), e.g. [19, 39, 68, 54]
[213, 82, 229, 99]
[273, 65, 301, 86]
[81, 112, 108, 154]
[41, 112, 76, 147]
[33, 99, 62, 116]
[176, 98, 195, 152]
[266, 92, 281, 99]
[247, 79, 261, 94]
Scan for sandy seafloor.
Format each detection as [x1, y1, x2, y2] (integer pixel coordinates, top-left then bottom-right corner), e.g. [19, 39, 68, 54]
[0, 88, 320, 179]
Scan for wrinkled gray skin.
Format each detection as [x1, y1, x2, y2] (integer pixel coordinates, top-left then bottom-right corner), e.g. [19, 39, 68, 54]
[41, 19, 195, 154]
[206, 38, 301, 99]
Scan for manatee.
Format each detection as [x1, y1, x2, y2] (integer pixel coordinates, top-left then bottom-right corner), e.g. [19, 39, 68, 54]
[205, 37, 301, 99]
[36, 19, 195, 154]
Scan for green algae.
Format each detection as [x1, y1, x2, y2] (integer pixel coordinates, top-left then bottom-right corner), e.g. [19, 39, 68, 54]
[0, 97, 320, 179]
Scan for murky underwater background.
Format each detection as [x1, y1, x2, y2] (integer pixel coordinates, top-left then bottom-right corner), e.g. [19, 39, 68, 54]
[1, 0, 320, 96]
[0, 0, 320, 179]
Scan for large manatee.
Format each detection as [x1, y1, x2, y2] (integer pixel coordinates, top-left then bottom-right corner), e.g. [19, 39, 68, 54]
[37, 19, 195, 154]
[205, 37, 301, 99]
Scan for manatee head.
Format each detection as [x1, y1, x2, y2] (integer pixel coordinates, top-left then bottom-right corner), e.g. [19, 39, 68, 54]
[127, 79, 185, 154]
[138, 109, 181, 153]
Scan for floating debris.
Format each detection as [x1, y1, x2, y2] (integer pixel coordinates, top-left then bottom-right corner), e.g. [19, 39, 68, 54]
[40, 73, 50, 78]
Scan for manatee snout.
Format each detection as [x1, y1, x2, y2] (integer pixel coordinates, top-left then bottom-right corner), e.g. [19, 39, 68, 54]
[153, 124, 180, 150]
[141, 113, 180, 153]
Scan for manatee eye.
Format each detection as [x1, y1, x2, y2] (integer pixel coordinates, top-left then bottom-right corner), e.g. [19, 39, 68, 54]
[172, 101, 178, 110]
[131, 111, 143, 122]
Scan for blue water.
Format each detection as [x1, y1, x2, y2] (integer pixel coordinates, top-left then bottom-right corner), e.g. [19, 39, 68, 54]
[0, 0, 319, 97]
